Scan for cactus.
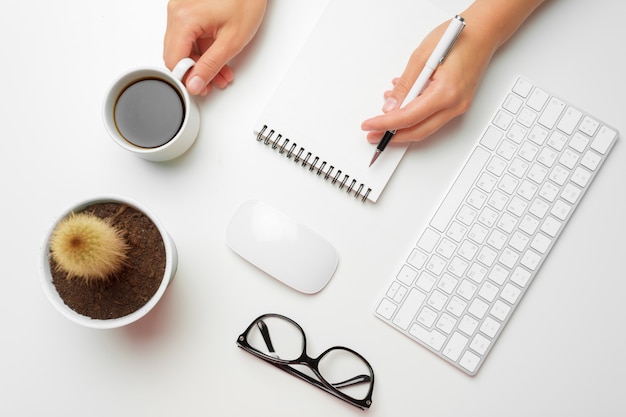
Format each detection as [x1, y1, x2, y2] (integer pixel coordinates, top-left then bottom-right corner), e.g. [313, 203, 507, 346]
[49, 212, 128, 281]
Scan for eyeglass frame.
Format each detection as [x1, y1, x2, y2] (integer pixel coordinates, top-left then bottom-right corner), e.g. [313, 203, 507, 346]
[236, 313, 375, 410]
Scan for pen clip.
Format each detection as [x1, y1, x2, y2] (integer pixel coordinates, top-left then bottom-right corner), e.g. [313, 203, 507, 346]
[439, 15, 465, 64]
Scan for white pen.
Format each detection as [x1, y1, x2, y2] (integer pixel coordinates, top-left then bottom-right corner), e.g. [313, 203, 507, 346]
[369, 15, 466, 167]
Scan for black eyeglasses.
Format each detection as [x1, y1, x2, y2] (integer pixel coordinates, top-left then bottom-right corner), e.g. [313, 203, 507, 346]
[236, 313, 374, 410]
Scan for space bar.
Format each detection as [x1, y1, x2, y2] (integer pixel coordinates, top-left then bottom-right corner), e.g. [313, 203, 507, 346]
[430, 147, 490, 232]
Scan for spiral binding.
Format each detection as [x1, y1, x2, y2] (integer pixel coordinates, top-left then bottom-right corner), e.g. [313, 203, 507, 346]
[255, 125, 371, 202]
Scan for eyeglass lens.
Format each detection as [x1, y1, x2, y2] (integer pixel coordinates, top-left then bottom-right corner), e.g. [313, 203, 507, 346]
[244, 315, 373, 403]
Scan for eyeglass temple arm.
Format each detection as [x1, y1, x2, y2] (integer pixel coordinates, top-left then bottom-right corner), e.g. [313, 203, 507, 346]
[270, 363, 370, 410]
[331, 374, 372, 388]
[256, 321, 279, 358]
[272, 362, 370, 389]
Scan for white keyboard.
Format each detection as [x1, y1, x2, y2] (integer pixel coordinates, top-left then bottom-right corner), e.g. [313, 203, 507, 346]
[374, 77, 618, 375]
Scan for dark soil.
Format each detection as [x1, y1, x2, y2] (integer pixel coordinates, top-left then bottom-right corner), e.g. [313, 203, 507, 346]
[49, 202, 166, 320]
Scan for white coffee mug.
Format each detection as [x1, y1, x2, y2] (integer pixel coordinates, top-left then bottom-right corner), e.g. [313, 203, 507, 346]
[103, 58, 200, 161]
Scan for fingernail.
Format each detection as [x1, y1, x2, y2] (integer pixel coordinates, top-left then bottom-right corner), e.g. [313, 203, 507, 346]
[382, 97, 398, 113]
[187, 76, 205, 95]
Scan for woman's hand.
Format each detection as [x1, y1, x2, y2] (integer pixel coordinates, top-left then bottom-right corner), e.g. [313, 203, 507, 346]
[163, 0, 267, 96]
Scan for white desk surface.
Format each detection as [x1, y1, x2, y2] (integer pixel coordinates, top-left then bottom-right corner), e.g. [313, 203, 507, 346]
[2, 0, 625, 415]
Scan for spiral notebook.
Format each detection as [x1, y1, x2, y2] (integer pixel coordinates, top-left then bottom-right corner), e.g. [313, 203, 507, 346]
[254, 0, 449, 202]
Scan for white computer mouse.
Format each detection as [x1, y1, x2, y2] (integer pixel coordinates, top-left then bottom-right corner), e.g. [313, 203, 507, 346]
[226, 200, 338, 294]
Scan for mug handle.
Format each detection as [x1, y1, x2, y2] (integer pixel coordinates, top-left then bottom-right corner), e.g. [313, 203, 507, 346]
[172, 58, 196, 81]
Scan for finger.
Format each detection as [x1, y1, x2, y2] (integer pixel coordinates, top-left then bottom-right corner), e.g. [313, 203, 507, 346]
[163, 20, 200, 71]
[185, 36, 238, 95]
[366, 107, 454, 144]
[363, 87, 440, 132]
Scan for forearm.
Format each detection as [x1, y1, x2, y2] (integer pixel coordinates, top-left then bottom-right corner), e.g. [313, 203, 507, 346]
[461, 0, 548, 52]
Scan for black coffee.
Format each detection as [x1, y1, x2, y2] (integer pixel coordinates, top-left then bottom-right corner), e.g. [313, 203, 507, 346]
[114, 78, 185, 148]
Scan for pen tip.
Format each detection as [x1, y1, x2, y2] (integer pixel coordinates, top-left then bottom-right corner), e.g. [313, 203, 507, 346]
[369, 150, 380, 167]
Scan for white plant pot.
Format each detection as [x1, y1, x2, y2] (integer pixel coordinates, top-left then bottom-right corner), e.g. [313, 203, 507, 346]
[39, 194, 178, 329]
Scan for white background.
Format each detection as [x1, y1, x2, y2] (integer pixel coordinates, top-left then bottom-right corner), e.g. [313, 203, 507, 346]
[1, 0, 625, 415]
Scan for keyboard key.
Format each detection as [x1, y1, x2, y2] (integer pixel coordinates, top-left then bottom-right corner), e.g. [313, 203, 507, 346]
[392, 289, 426, 330]
[518, 142, 539, 162]
[491, 300, 512, 321]
[438, 274, 458, 294]
[510, 266, 532, 287]
[478, 281, 499, 303]
[446, 221, 467, 242]
[417, 307, 437, 328]
[547, 131, 568, 151]
[448, 257, 469, 277]
[436, 313, 457, 334]
[501, 283, 521, 305]
[512, 77, 532, 97]
[488, 265, 509, 285]
[591, 126, 617, 154]
[458, 240, 479, 260]
[468, 298, 489, 320]
[397, 265, 418, 286]
[417, 228, 440, 252]
[442, 332, 468, 361]
[376, 299, 397, 320]
[517, 179, 538, 200]
[497, 140, 517, 160]
[407, 249, 428, 269]
[499, 247, 519, 268]
[559, 149, 579, 169]
[466, 264, 487, 284]
[528, 125, 549, 145]
[539, 182, 559, 202]
[537, 148, 558, 167]
[480, 317, 501, 338]
[409, 324, 446, 351]
[569, 132, 589, 152]
[507, 123, 527, 144]
[426, 255, 447, 275]
[416, 272, 437, 292]
[557, 106, 583, 134]
[430, 147, 490, 232]
[480, 125, 503, 150]
[519, 215, 540, 235]
[517, 107, 537, 127]
[549, 165, 570, 186]
[459, 315, 479, 336]
[427, 290, 448, 311]
[527, 163, 548, 184]
[503, 93, 523, 114]
[527, 88, 549, 111]
[538, 97, 565, 128]
[561, 183, 582, 204]
[470, 333, 491, 355]
[551, 200, 572, 221]
[460, 351, 481, 373]
[520, 250, 541, 271]
[579, 116, 599, 136]
[530, 233, 551, 254]
[436, 238, 456, 259]
[580, 150, 601, 171]
[540, 216, 562, 237]
[571, 167, 591, 187]
[458, 279, 478, 300]
[529, 198, 550, 219]
[493, 110, 513, 130]
[456, 206, 478, 226]
[447, 296, 467, 318]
